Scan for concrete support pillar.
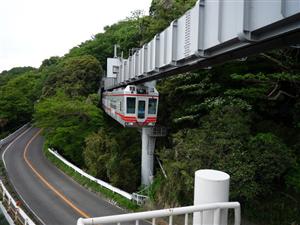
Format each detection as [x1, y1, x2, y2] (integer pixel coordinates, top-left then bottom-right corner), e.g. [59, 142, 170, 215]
[193, 170, 230, 225]
[141, 81, 157, 186]
[141, 127, 156, 186]
[145, 81, 156, 88]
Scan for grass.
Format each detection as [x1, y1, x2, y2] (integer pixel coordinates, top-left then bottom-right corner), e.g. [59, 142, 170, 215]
[43, 146, 139, 211]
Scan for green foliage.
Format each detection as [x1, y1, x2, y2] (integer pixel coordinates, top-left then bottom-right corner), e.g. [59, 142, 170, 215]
[42, 55, 102, 98]
[0, 70, 45, 135]
[34, 92, 103, 166]
[286, 163, 300, 192]
[0, 66, 36, 86]
[84, 129, 118, 180]
[44, 146, 138, 210]
[154, 45, 300, 224]
[156, 106, 295, 208]
[67, 18, 144, 64]
[156, 105, 251, 205]
[148, 0, 197, 37]
[84, 124, 140, 192]
[246, 133, 294, 191]
[1, 0, 300, 223]
[33, 54, 103, 166]
[40, 56, 61, 69]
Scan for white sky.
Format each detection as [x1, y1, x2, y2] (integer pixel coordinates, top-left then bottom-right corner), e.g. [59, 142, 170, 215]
[0, 0, 152, 73]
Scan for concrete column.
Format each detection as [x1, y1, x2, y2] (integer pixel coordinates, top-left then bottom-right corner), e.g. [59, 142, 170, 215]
[141, 81, 157, 186]
[145, 81, 156, 88]
[141, 128, 156, 186]
[193, 170, 230, 225]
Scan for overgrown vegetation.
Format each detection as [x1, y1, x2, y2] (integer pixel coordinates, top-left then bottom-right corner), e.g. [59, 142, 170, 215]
[0, 0, 299, 224]
[44, 146, 138, 210]
[0, 67, 45, 138]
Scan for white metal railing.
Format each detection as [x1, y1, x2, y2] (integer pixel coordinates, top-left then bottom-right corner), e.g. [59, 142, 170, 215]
[0, 124, 36, 225]
[48, 148, 133, 200]
[0, 180, 35, 225]
[0, 123, 30, 149]
[131, 193, 149, 206]
[77, 202, 240, 225]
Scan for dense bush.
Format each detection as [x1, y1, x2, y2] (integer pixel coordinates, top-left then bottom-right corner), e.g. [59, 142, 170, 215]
[1, 0, 299, 224]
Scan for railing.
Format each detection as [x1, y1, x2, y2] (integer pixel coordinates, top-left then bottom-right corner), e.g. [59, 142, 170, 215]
[0, 124, 36, 225]
[0, 123, 30, 149]
[0, 181, 35, 225]
[131, 193, 149, 206]
[48, 149, 133, 200]
[77, 202, 240, 225]
[149, 126, 167, 137]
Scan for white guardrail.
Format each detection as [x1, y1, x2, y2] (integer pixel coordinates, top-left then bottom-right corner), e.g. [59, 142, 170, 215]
[48, 149, 133, 200]
[0, 181, 35, 225]
[0, 124, 30, 149]
[77, 202, 241, 225]
[0, 123, 35, 225]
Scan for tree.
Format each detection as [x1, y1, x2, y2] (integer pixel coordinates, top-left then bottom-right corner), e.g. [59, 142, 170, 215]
[42, 55, 102, 98]
[84, 126, 140, 192]
[84, 129, 118, 180]
[34, 92, 103, 166]
[155, 104, 295, 206]
[0, 66, 36, 86]
[0, 70, 45, 132]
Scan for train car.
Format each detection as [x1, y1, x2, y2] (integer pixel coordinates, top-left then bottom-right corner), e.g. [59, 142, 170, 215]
[102, 85, 159, 127]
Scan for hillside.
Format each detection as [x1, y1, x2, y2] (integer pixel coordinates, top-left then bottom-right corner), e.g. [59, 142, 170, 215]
[0, 0, 299, 224]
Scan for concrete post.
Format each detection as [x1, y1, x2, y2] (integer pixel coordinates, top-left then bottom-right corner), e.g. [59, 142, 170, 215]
[193, 170, 230, 225]
[141, 81, 157, 186]
[141, 128, 156, 186]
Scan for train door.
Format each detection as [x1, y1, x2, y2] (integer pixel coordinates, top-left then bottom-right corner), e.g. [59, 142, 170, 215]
[137, 100, 146, 119]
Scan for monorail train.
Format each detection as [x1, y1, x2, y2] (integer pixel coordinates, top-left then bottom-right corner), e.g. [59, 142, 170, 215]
[102, 85, 159, 127]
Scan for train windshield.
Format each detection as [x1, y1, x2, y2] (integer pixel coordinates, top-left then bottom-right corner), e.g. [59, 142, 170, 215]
[126, 97, 136, 114]
[138, 100, 146, 119]
[148, 99, 157, 114]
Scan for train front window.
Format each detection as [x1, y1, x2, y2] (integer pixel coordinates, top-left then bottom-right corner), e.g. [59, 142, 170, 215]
[138, 100, 146, 119]
[126, 97, 136, 114]
[148, 99, 157, 114]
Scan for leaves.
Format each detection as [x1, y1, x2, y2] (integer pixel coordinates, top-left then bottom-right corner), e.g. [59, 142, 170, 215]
[34, 92, 103, 166]
[1, 1, 299, 223]
[0, 70, 45, 132]
[42, 55, 102, 98]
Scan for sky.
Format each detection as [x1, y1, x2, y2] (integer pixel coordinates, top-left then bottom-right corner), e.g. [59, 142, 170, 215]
[0, 0, 152, 73]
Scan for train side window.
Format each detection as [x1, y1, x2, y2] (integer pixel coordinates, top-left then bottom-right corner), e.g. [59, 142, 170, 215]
[148, 99, 157, 114]
[126, 97, 136, 114]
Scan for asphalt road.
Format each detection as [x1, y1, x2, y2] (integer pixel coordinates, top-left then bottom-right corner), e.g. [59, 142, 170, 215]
[2, 127, 126, 225]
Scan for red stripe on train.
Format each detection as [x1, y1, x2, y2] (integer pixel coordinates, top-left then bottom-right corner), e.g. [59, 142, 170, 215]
[103, 93, 158, 98]
[103, 105, 157, 124]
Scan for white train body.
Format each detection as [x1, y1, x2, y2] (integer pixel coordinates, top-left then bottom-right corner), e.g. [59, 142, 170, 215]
[102, 85, 159, 127]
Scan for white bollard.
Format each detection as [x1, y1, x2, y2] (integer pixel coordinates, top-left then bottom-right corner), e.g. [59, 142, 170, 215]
[193, 170, 230, 225]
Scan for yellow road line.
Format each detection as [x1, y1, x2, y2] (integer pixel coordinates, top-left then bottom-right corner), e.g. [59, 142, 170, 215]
[23, 129, 91, 219]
